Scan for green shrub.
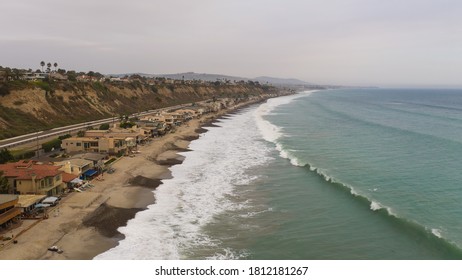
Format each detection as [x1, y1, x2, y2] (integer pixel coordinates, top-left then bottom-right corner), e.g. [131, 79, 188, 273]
[105, 158, 116, 165]
[120, 122, 135, 129]
[99, 123, 110, 130]
[58, 134, 72, 140]
[150, 85, 158, 93]
[13, 150, 36, 160]
[42, 138, 62, 152]
[33, 80, 52, 92]
[0, 83, 10, 96]
[0, 148, 14, 164]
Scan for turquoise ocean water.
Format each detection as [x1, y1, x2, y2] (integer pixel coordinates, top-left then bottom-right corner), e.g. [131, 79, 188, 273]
[97, 88, 462, 260]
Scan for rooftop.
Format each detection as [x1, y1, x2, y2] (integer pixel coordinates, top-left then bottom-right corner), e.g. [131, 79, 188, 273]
[62, 172, 78, 183]
[80, 153, 107, 162]
[0, 194, 19, 205]
[0, 160, 62, 180]
[17, 195, 46, 208]
[63, 137, 98, 141]
[56, 158, 92, 168]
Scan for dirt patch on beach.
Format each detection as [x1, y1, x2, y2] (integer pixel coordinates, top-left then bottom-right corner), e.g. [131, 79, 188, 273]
[202, 121, 221, 127]
[194, 127, 208, 134]
[156, 158, 184, 166]
[162, 141, 192, 152]
[180, 135, 200, 142]
[82, 203, 143, 238]
[128, 175, 163, 189]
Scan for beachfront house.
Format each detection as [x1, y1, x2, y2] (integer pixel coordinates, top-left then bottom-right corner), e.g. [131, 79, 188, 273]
[85, 128, 148, 145]
[61, 172, 79, 189]
[171, 109, 199, 121]
[61, 137, 99, 153]
[55, 158, 93, 176]
[0, 195, 21, 230]
[76, 153, 106, 170]
[134, 120, 166, 137]
[0, 160, 64, 196]
[146, 112, 175, 126]
[61, 136, 127, 155]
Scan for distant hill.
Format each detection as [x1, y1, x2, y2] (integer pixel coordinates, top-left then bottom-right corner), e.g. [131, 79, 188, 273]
[111, 72, 314, 86]
[253, 76, 312, 86]
[148, 72, 249, 82]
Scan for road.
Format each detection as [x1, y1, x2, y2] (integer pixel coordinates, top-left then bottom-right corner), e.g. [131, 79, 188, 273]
[0, 103, 191, 150]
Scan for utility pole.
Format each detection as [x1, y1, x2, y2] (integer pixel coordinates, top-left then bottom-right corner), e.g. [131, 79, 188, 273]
[36, 131, 39, 158]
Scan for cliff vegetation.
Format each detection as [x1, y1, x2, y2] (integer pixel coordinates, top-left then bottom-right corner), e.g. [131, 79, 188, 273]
[0, 77, 279, 140]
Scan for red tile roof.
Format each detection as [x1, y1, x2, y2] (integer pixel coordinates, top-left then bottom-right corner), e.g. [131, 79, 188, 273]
[0, 160, 62, 180]
[62, 172, 78, 183]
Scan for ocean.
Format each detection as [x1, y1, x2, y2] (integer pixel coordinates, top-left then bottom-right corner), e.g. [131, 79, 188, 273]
[96, 88, 462, 260]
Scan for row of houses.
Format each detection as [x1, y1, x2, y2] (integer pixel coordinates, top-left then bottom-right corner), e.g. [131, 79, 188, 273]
[59, 105, 216, 155]
[0, 153, 106, 197]
[0, 99, 238, 231]
[61, 126, 149, 155]
[0, 153, 107, 230]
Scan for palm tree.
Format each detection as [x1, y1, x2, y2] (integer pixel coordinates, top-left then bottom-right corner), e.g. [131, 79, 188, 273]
[46, 62, 51, 73]
[40, 61, 45, 72]
[53, 62, 58, 72]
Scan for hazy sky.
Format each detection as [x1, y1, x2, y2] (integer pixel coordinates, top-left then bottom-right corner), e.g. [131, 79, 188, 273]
[1, 0, 462, 87]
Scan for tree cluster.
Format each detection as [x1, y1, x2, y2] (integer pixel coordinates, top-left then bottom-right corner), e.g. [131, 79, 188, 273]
[0, 148, 13, 164]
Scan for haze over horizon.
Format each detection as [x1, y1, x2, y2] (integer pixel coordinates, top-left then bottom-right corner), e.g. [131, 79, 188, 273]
[1, 0, 462, 88]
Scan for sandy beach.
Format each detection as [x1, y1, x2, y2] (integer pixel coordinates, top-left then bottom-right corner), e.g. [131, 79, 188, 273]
[0, 98, 269, 260]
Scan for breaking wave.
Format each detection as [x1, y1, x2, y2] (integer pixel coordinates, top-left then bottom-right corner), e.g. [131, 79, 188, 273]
[255, 90, 462, 258]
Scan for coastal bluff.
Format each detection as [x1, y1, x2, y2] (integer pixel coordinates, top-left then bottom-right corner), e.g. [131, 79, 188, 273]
[0, 79, 281, 140]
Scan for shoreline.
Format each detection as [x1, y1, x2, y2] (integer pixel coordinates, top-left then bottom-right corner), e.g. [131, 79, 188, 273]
[0, 95, 278, 260]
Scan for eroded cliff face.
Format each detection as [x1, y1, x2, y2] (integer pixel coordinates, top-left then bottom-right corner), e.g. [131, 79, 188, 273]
[0, 81, 277, 139]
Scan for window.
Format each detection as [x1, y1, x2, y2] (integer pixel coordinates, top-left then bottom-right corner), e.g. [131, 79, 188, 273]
[76, 143, 81, 146]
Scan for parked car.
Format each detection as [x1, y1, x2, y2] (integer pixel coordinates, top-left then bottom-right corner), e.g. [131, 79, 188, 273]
[41, 196, 60, 206]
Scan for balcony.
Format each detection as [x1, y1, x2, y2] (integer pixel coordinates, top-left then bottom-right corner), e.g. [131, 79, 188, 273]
[0, 207, 21, 225]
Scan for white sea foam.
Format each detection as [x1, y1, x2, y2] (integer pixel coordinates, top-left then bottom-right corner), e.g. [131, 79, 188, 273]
[207, 248, 250, 260]
[290, 157, 304, 167]
[255, 90, 317, 143]
[239, 207, 274, 218]
[275, 144, 305, 167]
[370, 201, 397, 217]
[349, 187, 360, 196]
[256, 92, 316, 167]
[431, 228, 443, 238]
[370, 201, 383, 211]
[95, 108, 272, 259]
